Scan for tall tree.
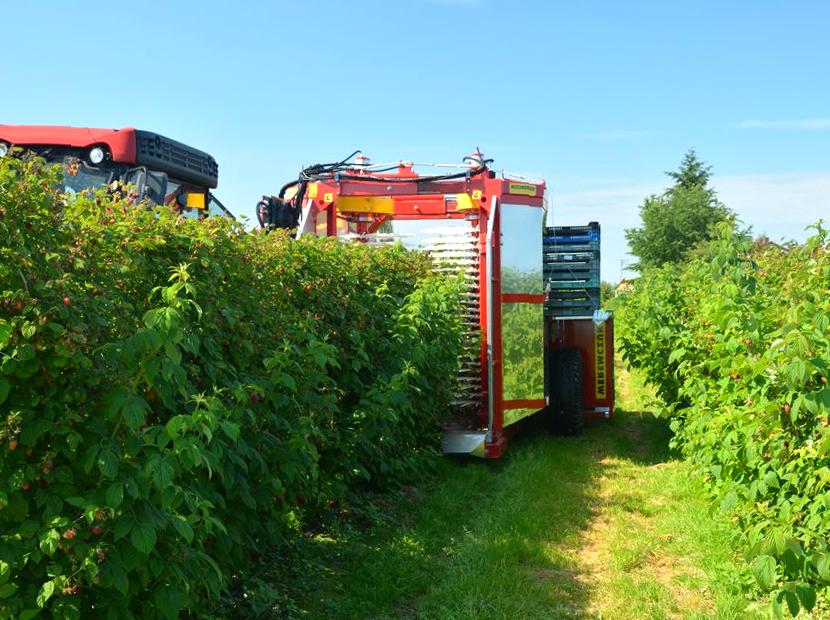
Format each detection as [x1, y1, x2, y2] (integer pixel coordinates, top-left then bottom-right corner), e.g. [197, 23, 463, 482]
[665, 149, 712, 189]
[625, 150, 732, 270]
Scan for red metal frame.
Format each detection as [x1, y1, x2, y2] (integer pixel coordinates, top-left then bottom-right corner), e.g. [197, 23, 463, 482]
[549, 317, 616, 417]
[294, 159, 547, 458]
[488, 199, 503, 457]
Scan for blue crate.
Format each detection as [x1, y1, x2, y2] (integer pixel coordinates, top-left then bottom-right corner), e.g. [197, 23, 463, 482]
[543, 231, 600, 245]
[543, 243, 600, 254]
[545, 276, 601, 290]
[543, 263, 599, 274]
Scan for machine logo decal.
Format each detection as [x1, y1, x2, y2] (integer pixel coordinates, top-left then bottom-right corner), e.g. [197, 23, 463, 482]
[508, 182, 537, 196]
[595, 322, 606, 399]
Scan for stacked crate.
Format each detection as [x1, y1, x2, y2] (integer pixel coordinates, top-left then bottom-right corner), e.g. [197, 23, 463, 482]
[543, 222, 601, 318]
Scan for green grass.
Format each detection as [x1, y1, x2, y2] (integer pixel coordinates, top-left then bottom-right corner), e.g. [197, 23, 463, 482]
[242, 361, 763, 619]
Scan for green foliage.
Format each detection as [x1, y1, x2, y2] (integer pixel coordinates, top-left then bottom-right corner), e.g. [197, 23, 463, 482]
[0, 155, 462, 618]
[263, 388, 755, 619]
[600, 280, 616, 305]
[665, 149, 713, 190]
[625, 150, 733, 270]
[616, 222, 830, 616]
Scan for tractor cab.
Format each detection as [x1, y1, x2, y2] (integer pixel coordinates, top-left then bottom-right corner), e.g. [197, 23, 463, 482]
[0, 126, 233, 219]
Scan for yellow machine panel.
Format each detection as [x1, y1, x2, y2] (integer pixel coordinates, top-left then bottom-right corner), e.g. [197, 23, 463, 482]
[455, 193, 475, 211]
[185, 193, 206, 209]
[336, 195, 395, 214]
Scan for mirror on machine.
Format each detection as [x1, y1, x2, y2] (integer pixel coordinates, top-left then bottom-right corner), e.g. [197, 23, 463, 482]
[144, 170, 169, 205]
[125, 167, 169, 205]
[500, 203, 545, 425]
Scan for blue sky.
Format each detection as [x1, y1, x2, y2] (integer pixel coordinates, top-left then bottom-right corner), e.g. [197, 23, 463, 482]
[3, 0, 829, 281]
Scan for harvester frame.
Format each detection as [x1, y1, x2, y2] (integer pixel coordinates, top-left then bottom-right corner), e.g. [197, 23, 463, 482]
[270, 151, 614, 457]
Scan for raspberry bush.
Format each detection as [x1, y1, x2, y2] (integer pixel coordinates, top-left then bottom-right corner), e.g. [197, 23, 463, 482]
[616, 223, 830, 616]
[0, 155, 461, 618]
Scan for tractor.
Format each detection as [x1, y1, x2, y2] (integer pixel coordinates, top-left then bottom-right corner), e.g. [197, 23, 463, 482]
[0, 125, 233, 219]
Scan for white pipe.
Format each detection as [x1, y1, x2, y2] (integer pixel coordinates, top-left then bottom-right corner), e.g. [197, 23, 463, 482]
[295, 198, 316, 239]
[485, 196, 498, 444]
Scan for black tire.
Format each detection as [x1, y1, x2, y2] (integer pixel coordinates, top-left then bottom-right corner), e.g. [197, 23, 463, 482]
[547, 348, 584, 436]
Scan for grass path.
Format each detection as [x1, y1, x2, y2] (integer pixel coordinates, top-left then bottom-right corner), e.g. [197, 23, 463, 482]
[282, 363, 760, 619]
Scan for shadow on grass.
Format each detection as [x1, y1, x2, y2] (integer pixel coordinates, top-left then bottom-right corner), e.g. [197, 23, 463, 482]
[243, 410, 678, 619]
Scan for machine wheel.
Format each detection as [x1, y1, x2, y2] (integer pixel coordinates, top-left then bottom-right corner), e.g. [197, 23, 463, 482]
[547, 348, 584, 436]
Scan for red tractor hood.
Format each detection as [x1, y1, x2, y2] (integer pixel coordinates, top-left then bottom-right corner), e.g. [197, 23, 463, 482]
[0, 125, 138, 164]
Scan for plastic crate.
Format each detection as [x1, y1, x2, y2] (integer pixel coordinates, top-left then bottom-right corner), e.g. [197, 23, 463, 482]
[544, 276, 601, 290]
[543, 233, 599, 245]
[544, 222, 600, 236]
[543, 250, 599, 263]
[542, 222, 601, 316]
[547, 287, 600, 301]
[544, 304, 597, 318]
[542, 242, 600, 253]
[543, 262, 599, 279]
[545, 268, 599, 279]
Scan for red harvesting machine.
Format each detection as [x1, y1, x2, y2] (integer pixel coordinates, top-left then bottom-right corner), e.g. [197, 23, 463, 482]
[259, 151, 615, 457]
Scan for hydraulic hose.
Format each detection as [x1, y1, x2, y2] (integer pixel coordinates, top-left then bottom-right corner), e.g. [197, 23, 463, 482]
[256, 199, 268, 228]
[262, 150, 493, 232]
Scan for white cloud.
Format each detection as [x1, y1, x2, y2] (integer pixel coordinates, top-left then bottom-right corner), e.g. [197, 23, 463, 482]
[737, 118, 830, 131]
[550, 181, 662, 281]
[551, 183, 660, 227]
[716, 172, 830, 240]
[548, 171, 830, 282]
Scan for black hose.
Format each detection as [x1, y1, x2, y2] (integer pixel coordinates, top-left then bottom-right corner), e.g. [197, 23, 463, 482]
[294, 181, 307, 223]
[298, 150, 363, 182]
[266, 151, 493, 233]
[297, 151, 493, 186]
[277, 180, 299, 200]
[256, 199, 268, 227]
[332, 157, 493, 185]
